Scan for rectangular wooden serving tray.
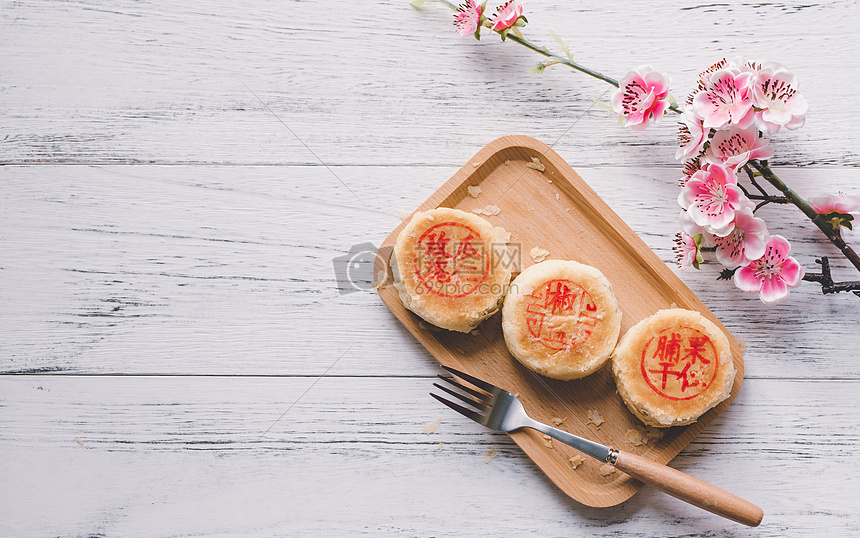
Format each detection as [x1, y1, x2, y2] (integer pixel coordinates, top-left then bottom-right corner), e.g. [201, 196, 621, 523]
[377, 135, 745, 508]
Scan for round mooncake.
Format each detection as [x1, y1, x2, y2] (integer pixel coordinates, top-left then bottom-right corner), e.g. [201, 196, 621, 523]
[501, 260, 622, 380]
[611, 308, 737, 428]
[391, 207, 512, 333]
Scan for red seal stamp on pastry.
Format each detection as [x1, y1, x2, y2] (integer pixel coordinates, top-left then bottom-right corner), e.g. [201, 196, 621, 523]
[640, 326, 719, 401]
[415, 221, 489, 298]
[524, 279, 598, 351]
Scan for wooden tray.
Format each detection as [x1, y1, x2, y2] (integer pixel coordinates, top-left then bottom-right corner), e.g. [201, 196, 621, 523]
[376, 135, 744, 508]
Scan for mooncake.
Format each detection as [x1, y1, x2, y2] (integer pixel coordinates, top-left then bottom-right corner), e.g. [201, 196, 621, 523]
[391, 207, 512, 333]
[501, 260, 622, 380]
[611, 308, 736, 427]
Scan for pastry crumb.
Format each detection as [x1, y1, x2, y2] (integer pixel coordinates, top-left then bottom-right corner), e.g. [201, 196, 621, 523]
[76, 437, 84, 446]
[482, 447, 496, 463]
[555, 193, 560, 201]
[568, 454, 584, 469]
[472, 204, 501, 216]
[542, 435, 554, 448]
[437, 443, 444, 449]
[397, 209, 410, 220]
[530, 247, 549, 263]
[467, 185, 482, 198]
[494, 226, 512, 243]
[504, 159, 511, 166]
[625, 428, 646, 446]
[472, 161, 480, 167]
[372, 269, 389, 290]
[625, 426, 665, 446]
[470, 328, 480, 336]
[737, 337, 747, 354]
[599, 464, 616, 476]
[586, 409, 605, 428]
[527, 157, 546, 172]
[551, 417, 564, 426]
[422, 417, 441, 434]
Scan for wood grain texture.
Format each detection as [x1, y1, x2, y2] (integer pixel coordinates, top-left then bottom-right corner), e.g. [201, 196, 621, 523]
[2, 0, 860, 535]
[2, 164, 858, 378]
[1, 376, 858, 536]
[0, 1, 859, 167]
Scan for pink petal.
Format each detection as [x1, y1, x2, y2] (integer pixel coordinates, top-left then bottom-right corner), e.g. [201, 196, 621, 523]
[759, 275, 790, 304]
[779, 257, 804, 286]
[785, 114, 806, 131]
[733, 265, 763, 293]
[765, 235, 792, 262]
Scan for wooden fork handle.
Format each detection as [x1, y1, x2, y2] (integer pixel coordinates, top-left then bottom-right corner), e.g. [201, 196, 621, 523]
[613, 451, 763, 527]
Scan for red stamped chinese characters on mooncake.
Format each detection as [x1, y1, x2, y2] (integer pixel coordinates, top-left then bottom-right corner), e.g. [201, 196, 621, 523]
[524, 279, 598, 350]
[640, 327, 719, 401]
[415, 222, 489, 298]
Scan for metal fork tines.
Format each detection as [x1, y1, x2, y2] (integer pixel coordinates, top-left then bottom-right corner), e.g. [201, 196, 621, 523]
[430, 364, 612, 464]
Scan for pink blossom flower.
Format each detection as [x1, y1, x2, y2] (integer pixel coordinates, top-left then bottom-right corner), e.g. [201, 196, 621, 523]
[674, 232, 703, 270]
[808, 192, 860, 232]
[676, 106, 707, 160]
[488, 0, 524, 31]
[454, 0, 483, 36]
[712, 208, 768, 268]
[752, 63, 808, 134]
[703, 125, 774, 171]
[610, 65, 672, 131]
[808, 192, 860, 215]
[733, 235, 804, 304]
[678, 158, 703, 187]
[691, 68, 756, 130]
[678, 162, 746, 231]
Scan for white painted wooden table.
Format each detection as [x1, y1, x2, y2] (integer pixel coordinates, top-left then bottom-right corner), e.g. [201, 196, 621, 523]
[2, 1, 860, 536]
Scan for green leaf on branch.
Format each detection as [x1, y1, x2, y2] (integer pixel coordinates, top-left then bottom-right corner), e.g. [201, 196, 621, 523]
[823, 211, 854, 231]
[548, 29, 574, 61]
[589, 95, 614, 113]
[692, 233, 705, 270]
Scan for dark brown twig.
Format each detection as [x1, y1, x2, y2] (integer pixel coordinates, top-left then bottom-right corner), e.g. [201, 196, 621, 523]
[802, 258, 860, 296]
[739, 165, 788, 211]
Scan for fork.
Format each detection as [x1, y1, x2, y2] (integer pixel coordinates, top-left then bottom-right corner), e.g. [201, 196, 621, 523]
[431, 365, 763, 527]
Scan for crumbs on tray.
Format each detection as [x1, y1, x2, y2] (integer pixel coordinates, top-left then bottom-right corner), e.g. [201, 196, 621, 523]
[527, 157, 546, 172]
[530, 246, 549, 262]
[472, 205, 501, 216]
[586, 409, 605, 428]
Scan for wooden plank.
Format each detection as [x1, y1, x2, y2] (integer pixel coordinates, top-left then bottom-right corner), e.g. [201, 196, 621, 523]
[1, 1, 859, 166]
[2, 164, 859, 377]
[0, 375, 857, 536]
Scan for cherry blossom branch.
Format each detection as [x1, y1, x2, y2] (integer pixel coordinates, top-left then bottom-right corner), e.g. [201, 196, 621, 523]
[802, 257, 860, 296]
[738, 165, 789, 211]
[417, 0, 860, 302]
[748, 159, 860, 276]
[503, 33, 620, 88]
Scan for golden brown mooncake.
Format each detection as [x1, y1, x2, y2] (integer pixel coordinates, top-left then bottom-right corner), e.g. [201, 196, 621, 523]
[391, 208, 512, 333]
[501, 260, 622, 380]
[611, 308, 737, 428]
